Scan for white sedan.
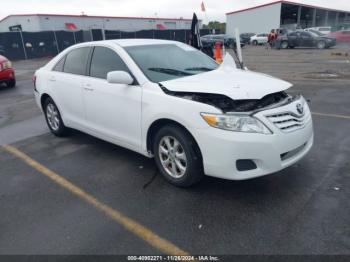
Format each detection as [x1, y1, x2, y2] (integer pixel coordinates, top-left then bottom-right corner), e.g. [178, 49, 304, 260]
[250, 33, 268, 45]
[34, 39, 313, 187]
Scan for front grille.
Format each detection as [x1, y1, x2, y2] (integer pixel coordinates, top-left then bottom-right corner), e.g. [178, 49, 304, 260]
[266, 108, 311, 133]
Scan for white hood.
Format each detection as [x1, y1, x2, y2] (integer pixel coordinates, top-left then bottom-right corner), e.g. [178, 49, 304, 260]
[160, 65, 291, 100]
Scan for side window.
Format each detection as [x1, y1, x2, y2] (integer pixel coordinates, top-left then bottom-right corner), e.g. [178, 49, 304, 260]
[53, 56, 66, 72]
[289, 32, 297, 37]
[301, 32, 311, 38]
[90, 46, 130, 79]
[63, 47, 90, 75]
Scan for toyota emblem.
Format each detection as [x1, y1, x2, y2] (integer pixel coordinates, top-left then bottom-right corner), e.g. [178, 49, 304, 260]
[296, 103, 304, 115]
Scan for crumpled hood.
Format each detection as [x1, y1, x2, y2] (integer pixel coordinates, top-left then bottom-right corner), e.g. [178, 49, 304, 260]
[160, 67, 292, 100]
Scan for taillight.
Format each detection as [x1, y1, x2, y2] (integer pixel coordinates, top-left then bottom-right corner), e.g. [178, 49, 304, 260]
[32, 75, 37, 90]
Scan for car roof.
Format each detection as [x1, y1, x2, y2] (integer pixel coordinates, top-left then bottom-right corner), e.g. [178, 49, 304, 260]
[72, 39, 184, 48]
[0, 55, 8, 62]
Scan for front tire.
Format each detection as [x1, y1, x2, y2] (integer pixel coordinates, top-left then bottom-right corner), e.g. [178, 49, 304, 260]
[7, 79, 16, 88]
[317, 41, 326, 49]
[153, 125, 203, 187]
[43, 97, 69, 137]
[252, 40, 258, 46]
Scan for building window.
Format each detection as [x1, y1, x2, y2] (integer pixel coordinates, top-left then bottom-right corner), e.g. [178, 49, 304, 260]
[281, 3, 299, 27]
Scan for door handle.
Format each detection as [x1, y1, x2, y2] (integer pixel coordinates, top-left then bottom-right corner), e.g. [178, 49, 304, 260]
[83, 83, 94, 91]
[49, 76, 56, 82]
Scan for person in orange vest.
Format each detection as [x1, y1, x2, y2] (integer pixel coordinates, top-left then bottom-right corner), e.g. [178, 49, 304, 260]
[214, 41, 223, 63]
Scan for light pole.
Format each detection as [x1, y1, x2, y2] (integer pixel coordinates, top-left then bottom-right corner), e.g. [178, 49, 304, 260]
[72, 30, 77, 44]
[88, 24, 98, 41]
[52, 27, 60, 54]
[18, 29, 28, 60]
[102, 19, 106, 40]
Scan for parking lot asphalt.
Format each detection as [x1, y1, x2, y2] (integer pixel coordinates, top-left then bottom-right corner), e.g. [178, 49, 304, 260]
[0, 45, 349, 255]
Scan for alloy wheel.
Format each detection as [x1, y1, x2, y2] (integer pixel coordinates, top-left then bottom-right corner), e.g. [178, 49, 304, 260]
[158, 136, 187, 178]
[317, 41, 326, 49]
[46, 103, 60, 131]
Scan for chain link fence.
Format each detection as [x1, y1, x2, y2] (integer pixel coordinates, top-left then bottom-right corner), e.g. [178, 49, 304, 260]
[0, 29, 215, 60]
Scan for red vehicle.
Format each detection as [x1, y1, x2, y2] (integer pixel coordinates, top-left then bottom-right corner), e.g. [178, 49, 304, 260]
[0, 55, 16, 88]
[327, 30, 350, 43]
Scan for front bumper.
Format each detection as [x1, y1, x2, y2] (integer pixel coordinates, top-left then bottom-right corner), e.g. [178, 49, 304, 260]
[190, 97, 314, 180]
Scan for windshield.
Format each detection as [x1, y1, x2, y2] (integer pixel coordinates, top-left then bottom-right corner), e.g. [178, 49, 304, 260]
[125, 44, 219, 82]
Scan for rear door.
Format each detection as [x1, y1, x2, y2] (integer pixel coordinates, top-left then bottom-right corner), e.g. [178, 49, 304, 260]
[82, 46, 142, 151]
[48, 46, 91, 128]
[287, 32, 299, 47]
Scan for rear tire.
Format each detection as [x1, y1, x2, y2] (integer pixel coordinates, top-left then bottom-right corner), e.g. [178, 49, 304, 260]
[7, 79, 16, 88]
[281, 41, 289, 49]
[153, 125, 204, 187]
[43, 97, 69, 137]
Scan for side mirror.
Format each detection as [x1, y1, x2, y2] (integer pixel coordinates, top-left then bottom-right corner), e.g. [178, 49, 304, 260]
[107, 71, 134, 85]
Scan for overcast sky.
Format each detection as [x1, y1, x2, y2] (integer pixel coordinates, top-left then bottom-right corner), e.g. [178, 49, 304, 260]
[1, 0, 349, 22]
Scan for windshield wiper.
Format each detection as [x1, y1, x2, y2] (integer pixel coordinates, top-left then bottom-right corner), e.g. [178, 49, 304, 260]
[184, 67, 215, 72]
[148, 67, 193, 76]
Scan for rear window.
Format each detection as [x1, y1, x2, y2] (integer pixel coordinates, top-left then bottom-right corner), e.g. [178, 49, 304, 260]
[63, 47, 90, 75]
[53, 57, 65, 72]
[301, 32, 312, 37]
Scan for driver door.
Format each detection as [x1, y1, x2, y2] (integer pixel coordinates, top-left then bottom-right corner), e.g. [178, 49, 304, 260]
[82, 46, 142, 151]
[300, 32, 314, 47]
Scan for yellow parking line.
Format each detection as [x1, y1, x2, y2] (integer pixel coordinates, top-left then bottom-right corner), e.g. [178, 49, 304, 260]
[1, 144, 188, 256]
[312, 112, 350, 120]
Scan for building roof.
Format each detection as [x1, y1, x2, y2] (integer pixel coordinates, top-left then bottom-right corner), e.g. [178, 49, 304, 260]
[226, 0, 350, 15]
[0, 13, 194, 23]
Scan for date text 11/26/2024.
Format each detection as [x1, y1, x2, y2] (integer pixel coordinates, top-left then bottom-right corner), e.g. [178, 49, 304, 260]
[127, 255, 220, 261]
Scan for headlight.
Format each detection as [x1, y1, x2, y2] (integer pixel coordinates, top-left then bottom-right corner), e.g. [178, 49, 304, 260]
[1, 60, 12, 70]
[201, 113, 272, 134]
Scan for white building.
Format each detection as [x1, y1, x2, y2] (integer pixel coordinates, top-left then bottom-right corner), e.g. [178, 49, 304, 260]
[226, 0, 350, 35]
[0, 14, 197, 32]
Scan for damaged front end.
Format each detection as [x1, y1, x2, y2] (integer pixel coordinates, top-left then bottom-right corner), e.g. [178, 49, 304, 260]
[159, 84, 292, 113]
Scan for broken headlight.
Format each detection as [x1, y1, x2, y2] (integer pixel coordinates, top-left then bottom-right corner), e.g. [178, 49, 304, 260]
[201, 113, 272, 134]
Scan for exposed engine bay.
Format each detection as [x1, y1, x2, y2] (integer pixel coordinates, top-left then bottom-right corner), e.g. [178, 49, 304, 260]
[159, 84, 291, 113]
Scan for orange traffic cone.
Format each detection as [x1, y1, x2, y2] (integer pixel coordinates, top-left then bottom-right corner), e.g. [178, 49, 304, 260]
[214, 41, 223, 64]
